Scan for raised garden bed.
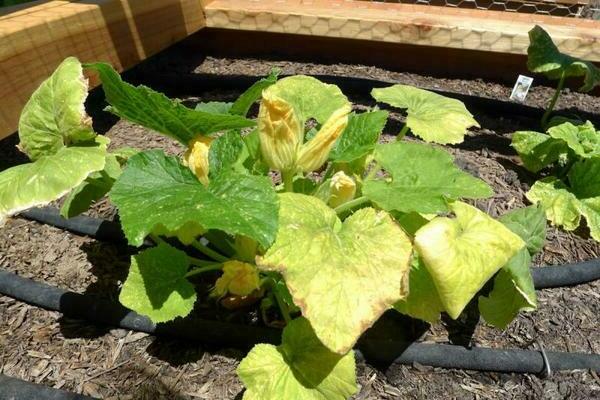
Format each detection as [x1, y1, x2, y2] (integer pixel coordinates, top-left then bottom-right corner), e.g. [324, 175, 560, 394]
[1, 28, 600, 400]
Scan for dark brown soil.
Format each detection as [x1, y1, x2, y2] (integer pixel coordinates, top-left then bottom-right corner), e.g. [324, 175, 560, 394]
[1, 56, 600, 399]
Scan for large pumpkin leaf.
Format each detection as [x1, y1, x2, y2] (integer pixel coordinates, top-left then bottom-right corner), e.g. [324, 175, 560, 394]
[119, 242, 196, 323]
[258, 193, 412, 354]
[527, 25, 600, 92]
[18, 57, 96, 160]
[511, 130, 568, 173]
[414, 202, 525, 319]
[0, 142, 106, 224]
[85, 63, 255, 144]
[329, 110, 388, 163]
[363, 142, 492, 214]
[109, 150, 278, 248]
[371, 84, 478, 144]
[265, 75, 350, 124]
[238, 317, 357, 400]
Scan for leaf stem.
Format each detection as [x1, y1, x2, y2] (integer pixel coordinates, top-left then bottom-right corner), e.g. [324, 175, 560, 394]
[272, 285, 292, 324]
[396, 125, 410, 141]
[185, 263, 223, 278]
[149, 233, 166, 245]
[188, 256, 219, 267]
[334, 196, 369, 215]
[282, 170, 295, 192]
[191, 240, 229, 263]
[542, 71, 566, 130]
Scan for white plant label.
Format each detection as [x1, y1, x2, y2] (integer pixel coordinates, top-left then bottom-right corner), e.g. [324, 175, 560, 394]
[510, 75, 533, 103]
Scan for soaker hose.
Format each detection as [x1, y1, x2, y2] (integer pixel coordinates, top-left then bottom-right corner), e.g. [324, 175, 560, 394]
[0, 269, 599, 374]
[19, 207, 600, 289]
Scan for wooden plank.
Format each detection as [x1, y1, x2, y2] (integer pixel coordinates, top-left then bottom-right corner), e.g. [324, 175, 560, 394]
[204, 0, 600, 62]
[0, 0, 205, 140]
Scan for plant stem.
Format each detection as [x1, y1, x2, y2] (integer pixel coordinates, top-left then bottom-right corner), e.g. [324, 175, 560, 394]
[541, 72, 566, 130]
[188, 256, 219, 267]
[282, 170, 295, 192]
[334, 196, 369, 215]
[149, 233, 166, 245]
[272, 286, 292, 323]
[396, 125, 410, 141]
[191, 240, 229, 263]
[185, 263, 223, 278]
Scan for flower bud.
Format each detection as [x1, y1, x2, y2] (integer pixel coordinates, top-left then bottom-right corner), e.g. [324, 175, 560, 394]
[297, 105, 351, 173]
[213, 260, 261, 297]
[328, 171, 356, 208]
[257, 91, 303, 172]
[183, 135, 213, 185]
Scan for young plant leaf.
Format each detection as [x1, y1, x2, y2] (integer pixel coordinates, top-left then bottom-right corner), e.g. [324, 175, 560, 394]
[371, 84, 479, 144]
[527, 25, 600, 92]
[119, 242, 196, 323]
[0, 142, 106, 224]
[547, 121, 600, 158]
[85, 62, 255, 144]
[237, 317, 357, 400]
[110, 150, 278, 248]
[526, 177, 582, 233]
[394, 255, 445, 323]
[258, 193, 412, 354]
[195, 101, 233, 114]
[18, 57, 96, 161]
[230, 69, 279, 116]
[511, 130, 567, 173]
[414, 202, 525, 319]
[329, 110, 388, 163]
[363, 142, 492, 214]
[266, 75, 350, 124]
[208, 130, 246, 176]
[479, 248, 537, 329]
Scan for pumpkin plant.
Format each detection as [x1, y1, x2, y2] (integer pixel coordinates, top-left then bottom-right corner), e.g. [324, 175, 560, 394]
[0, 58, 547, 400]
[527, 25, 600, 129]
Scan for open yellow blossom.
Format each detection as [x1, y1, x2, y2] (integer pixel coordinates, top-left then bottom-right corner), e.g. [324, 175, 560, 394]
[182, 135, 213, 185]
[328, 171, 356, 208]
[296, 105, 351, 172]
[213, 260, 261, 297]
[257, 91, 303, 172]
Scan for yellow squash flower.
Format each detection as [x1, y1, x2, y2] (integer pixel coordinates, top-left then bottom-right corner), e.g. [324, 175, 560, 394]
[213, 260, 261, 297]
[182, 135, 213, 185]
[297, 105, 351, 173]
[328, 171, 356, 208]
[257, 91, 303, 172]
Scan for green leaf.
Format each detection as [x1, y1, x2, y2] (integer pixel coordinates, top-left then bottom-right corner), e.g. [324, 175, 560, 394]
[527, 25, 600, 92]
[329, 110, 388, 163]
[237, 317, 357, 400]
[18, 57, 96, 160]
[110, 150, 278, 248]
[479, 248, 537, 329]
[0, 142, 106, 223]
[499, 205, 546, 255]
[371, 84, 478, 144]
[394, 212, 432, 236]
[195, 101, 233, 114]
[266, 75, 350, 124]
[119, 242, 196, 323]
[394, 255, 445, 323]
[111, 147, 139, 163]
[547, 121, 600, 158]
[414, 202, 525, 319]
[363, 142, 492, 214]
[85, 62, 255, 144]
[526, 177, 581, 232]
[511, 130, 567, 173]
[258, 193, 412, 353]
[208, 130, 246, 176]
[60, 154, 122, 218]
[230, 69, 279, 116]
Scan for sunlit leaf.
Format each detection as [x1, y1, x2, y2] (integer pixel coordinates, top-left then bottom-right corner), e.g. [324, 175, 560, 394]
[511, 130, 567, 173]
[547, 121, 600, 158]
[329, 110, 388, 163]
[230, 69, 279, 116]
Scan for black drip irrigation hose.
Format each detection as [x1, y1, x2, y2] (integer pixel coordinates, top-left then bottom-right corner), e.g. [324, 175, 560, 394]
[19, 207, 600, 289]
[0, 268, 599, 375]
[0, 374, 95, 400]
